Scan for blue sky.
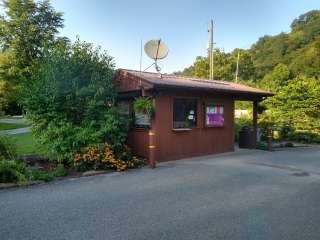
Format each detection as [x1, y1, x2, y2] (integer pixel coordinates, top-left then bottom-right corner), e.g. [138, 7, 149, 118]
[51, 0, 320, 73]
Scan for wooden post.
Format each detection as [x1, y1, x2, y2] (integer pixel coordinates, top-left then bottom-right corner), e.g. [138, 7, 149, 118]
[148, 130, 156, 168]
[267, 127, 273, 151]
[252, 100, 258, 149]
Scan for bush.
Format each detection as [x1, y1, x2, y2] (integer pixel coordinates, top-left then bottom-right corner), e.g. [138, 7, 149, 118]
[287, 130, 320, 143]
[74, 143, 145, 172]
[28, 168, 54, 182]
[284, 142, 294, 147]
[0, 135, 16, 160]
[53, 164, 67, 177]
[21, 39, 130, 164]
[256, 141, 268, 150]
[0, 160, 28, 183]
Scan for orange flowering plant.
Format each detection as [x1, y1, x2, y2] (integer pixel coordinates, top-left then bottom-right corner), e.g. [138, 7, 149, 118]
[74, 143, 145, 172]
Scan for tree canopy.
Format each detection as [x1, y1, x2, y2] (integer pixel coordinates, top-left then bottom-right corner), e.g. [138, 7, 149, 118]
[0, 0, 64, 113]
[21, 39, 128, 162]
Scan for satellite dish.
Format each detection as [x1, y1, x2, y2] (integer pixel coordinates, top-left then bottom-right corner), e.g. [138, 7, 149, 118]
[144, 39, 169, 72]
[144, 39, 169, 60]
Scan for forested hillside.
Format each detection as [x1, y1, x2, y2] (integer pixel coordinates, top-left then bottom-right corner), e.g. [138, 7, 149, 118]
[177, 10, 320, 141]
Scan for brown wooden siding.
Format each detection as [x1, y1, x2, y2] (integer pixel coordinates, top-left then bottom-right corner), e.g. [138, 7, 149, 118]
[127, 129, 149, 159]
[152, 90, 235, 162]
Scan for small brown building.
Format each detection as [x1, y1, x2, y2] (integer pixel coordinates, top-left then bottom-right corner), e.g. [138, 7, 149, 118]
[115, 69, 272, 165]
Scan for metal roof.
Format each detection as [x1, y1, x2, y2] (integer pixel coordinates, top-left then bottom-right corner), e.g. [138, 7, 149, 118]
[119, 69, 273, 98]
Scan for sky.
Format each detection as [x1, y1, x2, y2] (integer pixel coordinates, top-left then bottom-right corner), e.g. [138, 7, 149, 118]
[50, 0, 320, 73]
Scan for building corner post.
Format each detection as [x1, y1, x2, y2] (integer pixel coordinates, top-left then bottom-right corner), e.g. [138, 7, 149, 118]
[148, 130, 156, 168]
[252, 100, 258, 149]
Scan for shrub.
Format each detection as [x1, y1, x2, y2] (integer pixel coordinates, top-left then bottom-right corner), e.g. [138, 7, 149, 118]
[74, 143, 145, 172]
[0, 135, 16, 160]
[0, 160, 28, 183]
[256, 141, 268, 150]
[28, 164, 67, 182]
[21, 39, 130, 163]
[284, 142, 294, 147]
[28, 168, 54, 182]
[53, 164, 67, 177]
[287, 130, 320, 143]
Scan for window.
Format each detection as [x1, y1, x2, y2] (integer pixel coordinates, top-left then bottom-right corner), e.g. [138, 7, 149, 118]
[118, 101, 130, 116]
[205, 105, 224, 127]
[173, 98, 197, 129]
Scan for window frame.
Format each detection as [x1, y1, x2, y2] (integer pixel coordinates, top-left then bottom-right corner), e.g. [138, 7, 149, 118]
[172, 97, 198, 130]
[204, 103, 225, 128]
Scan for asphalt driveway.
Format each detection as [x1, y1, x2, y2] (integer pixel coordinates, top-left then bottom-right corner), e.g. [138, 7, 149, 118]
[1, 146, 320, 240]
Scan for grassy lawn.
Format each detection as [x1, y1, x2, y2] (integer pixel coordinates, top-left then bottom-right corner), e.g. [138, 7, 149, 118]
[8, 132, 46, 156]
[0, 122, 29, 130]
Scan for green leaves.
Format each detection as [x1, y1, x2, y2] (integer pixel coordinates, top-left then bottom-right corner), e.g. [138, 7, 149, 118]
[0, 0, 64, 114]
[179, 48, 255, 82]
[21, 39, 129, 163]
[261, 76, 320, 133]
[133, 97, 154, 116]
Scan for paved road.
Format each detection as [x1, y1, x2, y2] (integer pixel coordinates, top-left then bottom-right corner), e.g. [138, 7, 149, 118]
[1, 127, 31, 135]
[0, 117, 31, 135]
[0, 117, 29, 124]
[1, 147, 320, 240]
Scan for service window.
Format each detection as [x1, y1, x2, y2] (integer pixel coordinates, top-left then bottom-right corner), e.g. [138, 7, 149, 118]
[118, 101, 131, 116]
[205, 105, 224, 127]
[173, 98, 197, 129]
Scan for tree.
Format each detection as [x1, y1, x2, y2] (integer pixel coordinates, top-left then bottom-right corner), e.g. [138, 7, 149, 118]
[260, 63, 290, 91]
[21, 39, 128, 163]
[230, 49, 255, 81]
[0, 0, 64, 112]
[261, 76, 320, 133]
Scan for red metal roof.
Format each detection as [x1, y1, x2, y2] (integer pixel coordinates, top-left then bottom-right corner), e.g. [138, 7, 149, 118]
[118, 69, 273, 98]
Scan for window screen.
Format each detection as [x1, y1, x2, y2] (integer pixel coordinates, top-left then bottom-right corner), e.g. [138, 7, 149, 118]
[173, 99, 197, 129]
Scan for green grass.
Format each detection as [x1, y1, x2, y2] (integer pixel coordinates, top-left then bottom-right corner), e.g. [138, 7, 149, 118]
[8, 132, 46, 156]
[0, 122, 29, 130]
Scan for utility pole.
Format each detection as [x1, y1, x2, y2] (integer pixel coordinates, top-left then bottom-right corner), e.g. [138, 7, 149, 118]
[235, 50, 240, 83]
[208, 19, 214, 80]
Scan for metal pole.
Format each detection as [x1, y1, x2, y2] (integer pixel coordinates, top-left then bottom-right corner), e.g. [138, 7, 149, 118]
[208, 19, 214, 80]
[252, 100, 258, 149]
[235, 51, 240, 83]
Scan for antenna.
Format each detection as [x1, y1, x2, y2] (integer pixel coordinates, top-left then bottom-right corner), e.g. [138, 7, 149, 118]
[144, 39, 169, 72]
[235, 50, 240, 83]
[139, 39, 143, 87]
[208, 19, 214, 80]
[139, 39, 143, 73]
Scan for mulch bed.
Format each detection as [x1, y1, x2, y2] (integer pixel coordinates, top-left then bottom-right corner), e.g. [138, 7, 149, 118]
[21, 154, 82, 177]
[0, 155, 117, 190]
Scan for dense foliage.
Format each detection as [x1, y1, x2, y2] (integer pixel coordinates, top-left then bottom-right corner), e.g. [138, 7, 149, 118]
[0, 0, 64, 114]
[21, 39, 130, 163]
[74, 143, 145, 172]
[177, 10, 320, 141]
[0, 134, 16, 160]
[133, 97, 155, 115]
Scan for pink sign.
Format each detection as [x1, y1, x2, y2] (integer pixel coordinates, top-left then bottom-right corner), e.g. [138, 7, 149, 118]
[206, 106, 224, 126]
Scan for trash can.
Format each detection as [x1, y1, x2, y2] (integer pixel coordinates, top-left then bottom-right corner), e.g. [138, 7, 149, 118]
[238, 126, 253, 148]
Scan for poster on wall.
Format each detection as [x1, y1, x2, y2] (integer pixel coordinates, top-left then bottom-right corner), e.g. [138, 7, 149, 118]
[206, 105, 224, 126]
